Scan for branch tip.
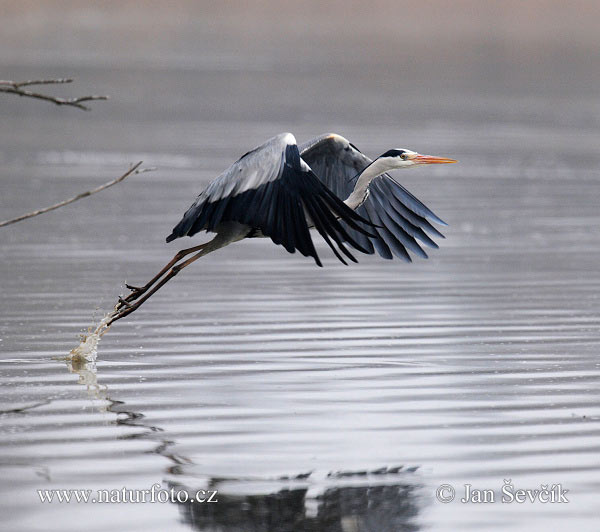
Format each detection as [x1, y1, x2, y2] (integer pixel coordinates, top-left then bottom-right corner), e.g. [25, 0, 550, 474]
[0, 77, 108, 111]
[0, 162, 152, 228]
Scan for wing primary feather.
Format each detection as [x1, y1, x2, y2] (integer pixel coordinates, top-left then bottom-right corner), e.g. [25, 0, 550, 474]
[313, 196, 372, 256]
[277, 190, 295, 254]
[302, 197, 349, 265]
[290, 197, 316, 260]
[319, 184, 379, 235]
[310, 196, 358, 263]
[339, 220, 375, 255]
[207, 196, 231, 230]
[181, 203, 203, 235]
[388, 193, 445, 239]
[387, 177, 448, 226]
[243, 186, 267, 226]
[369, 185, 428, 258]
[320, 191, 379, 237]
[371, 235, 393, 259]
[375, 182, 439, 248]
[349, 205, 376, 254]
[385, 199, 439, 249]
[256, 180, 276, 227]
[363, 201, 411, 262]
[372, 198, 428, 259]
[274, 186, 287, 248]
[191, 201, 216, 236]
[265, 183, 281, 243]
[296, 200, 321, 263]
[283, 192, 297, 255]
[385, 204, 439, 247]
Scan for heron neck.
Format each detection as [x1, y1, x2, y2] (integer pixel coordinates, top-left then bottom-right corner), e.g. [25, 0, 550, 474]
[344, 158, 393, 210]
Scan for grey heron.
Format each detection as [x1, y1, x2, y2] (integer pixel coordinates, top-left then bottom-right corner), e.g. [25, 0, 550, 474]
[110, 132, 456, 324]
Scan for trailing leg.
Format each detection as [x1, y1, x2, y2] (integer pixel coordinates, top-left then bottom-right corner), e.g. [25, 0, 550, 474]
[109, 224, 250, 325]
[116, 243, 207, 309]
[108, 250, 207, 324]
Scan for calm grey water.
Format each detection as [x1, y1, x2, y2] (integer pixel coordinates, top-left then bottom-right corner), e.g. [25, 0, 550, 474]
[1, 3, 600, 531]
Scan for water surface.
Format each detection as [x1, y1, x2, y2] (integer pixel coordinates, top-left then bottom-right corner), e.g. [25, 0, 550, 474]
[1, 3, 600, 531]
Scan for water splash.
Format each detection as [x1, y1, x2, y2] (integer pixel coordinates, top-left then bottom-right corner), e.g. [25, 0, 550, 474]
[68, 311, 115, 362]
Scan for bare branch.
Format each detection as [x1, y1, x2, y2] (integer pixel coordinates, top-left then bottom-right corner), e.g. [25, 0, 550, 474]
[0, 162, 155, 228]
[0, 78, 108, 110]
[0, 78, 74, 88]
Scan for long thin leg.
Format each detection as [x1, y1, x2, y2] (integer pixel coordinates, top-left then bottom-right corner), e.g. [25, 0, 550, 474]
[110, 225, 250, 325]
[117, 243, 207, 309]
[109, 227, 249, 325]
[108, 250, 207, 325]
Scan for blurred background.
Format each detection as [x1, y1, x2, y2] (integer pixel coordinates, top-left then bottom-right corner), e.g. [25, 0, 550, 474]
[1, 2, 599, 531]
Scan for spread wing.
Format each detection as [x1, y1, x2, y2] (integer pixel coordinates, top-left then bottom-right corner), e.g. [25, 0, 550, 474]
[299, 133, 447, 261]
[166, 133, 374, 266]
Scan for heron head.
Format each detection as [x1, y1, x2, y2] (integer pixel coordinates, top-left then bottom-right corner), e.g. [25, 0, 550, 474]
[377, 149, 457, 169]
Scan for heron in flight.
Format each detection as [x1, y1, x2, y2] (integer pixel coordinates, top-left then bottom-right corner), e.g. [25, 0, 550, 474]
[111, 133, 456, 323]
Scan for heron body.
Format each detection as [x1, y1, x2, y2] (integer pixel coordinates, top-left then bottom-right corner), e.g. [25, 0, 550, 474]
[111, 132, 456, 323]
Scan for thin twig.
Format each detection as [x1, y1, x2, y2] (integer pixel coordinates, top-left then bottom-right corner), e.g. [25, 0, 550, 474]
[0, 78, 74, 88]
[0, 162, 154, 228]
[0, 78, 108, 110]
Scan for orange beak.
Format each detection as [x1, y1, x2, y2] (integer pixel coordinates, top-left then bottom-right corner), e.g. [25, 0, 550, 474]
[412, 154, 458, 165]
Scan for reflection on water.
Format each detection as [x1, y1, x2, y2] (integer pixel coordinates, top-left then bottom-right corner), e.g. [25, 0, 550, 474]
[66, 349, 425, 531]
[171, 470, 421, 532]
[65, 357, 106, 403]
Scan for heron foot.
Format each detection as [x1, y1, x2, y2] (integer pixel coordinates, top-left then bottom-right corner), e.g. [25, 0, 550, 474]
[115, 287, 146, 310]
[116, 296, 132, 309]
[119, 284, 148, 305]
[125, 283, 144, 293]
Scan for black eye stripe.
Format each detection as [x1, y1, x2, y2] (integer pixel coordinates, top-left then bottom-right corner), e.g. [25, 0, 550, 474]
[380, 149, 406, 158]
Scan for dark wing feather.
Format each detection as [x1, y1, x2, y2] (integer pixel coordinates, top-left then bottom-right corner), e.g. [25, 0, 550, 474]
[166, 133, 373, 266]
[299, 133, 447, 261]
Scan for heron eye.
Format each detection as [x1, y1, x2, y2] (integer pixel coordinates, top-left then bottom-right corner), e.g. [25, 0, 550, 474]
[400, 152, 408, 160]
